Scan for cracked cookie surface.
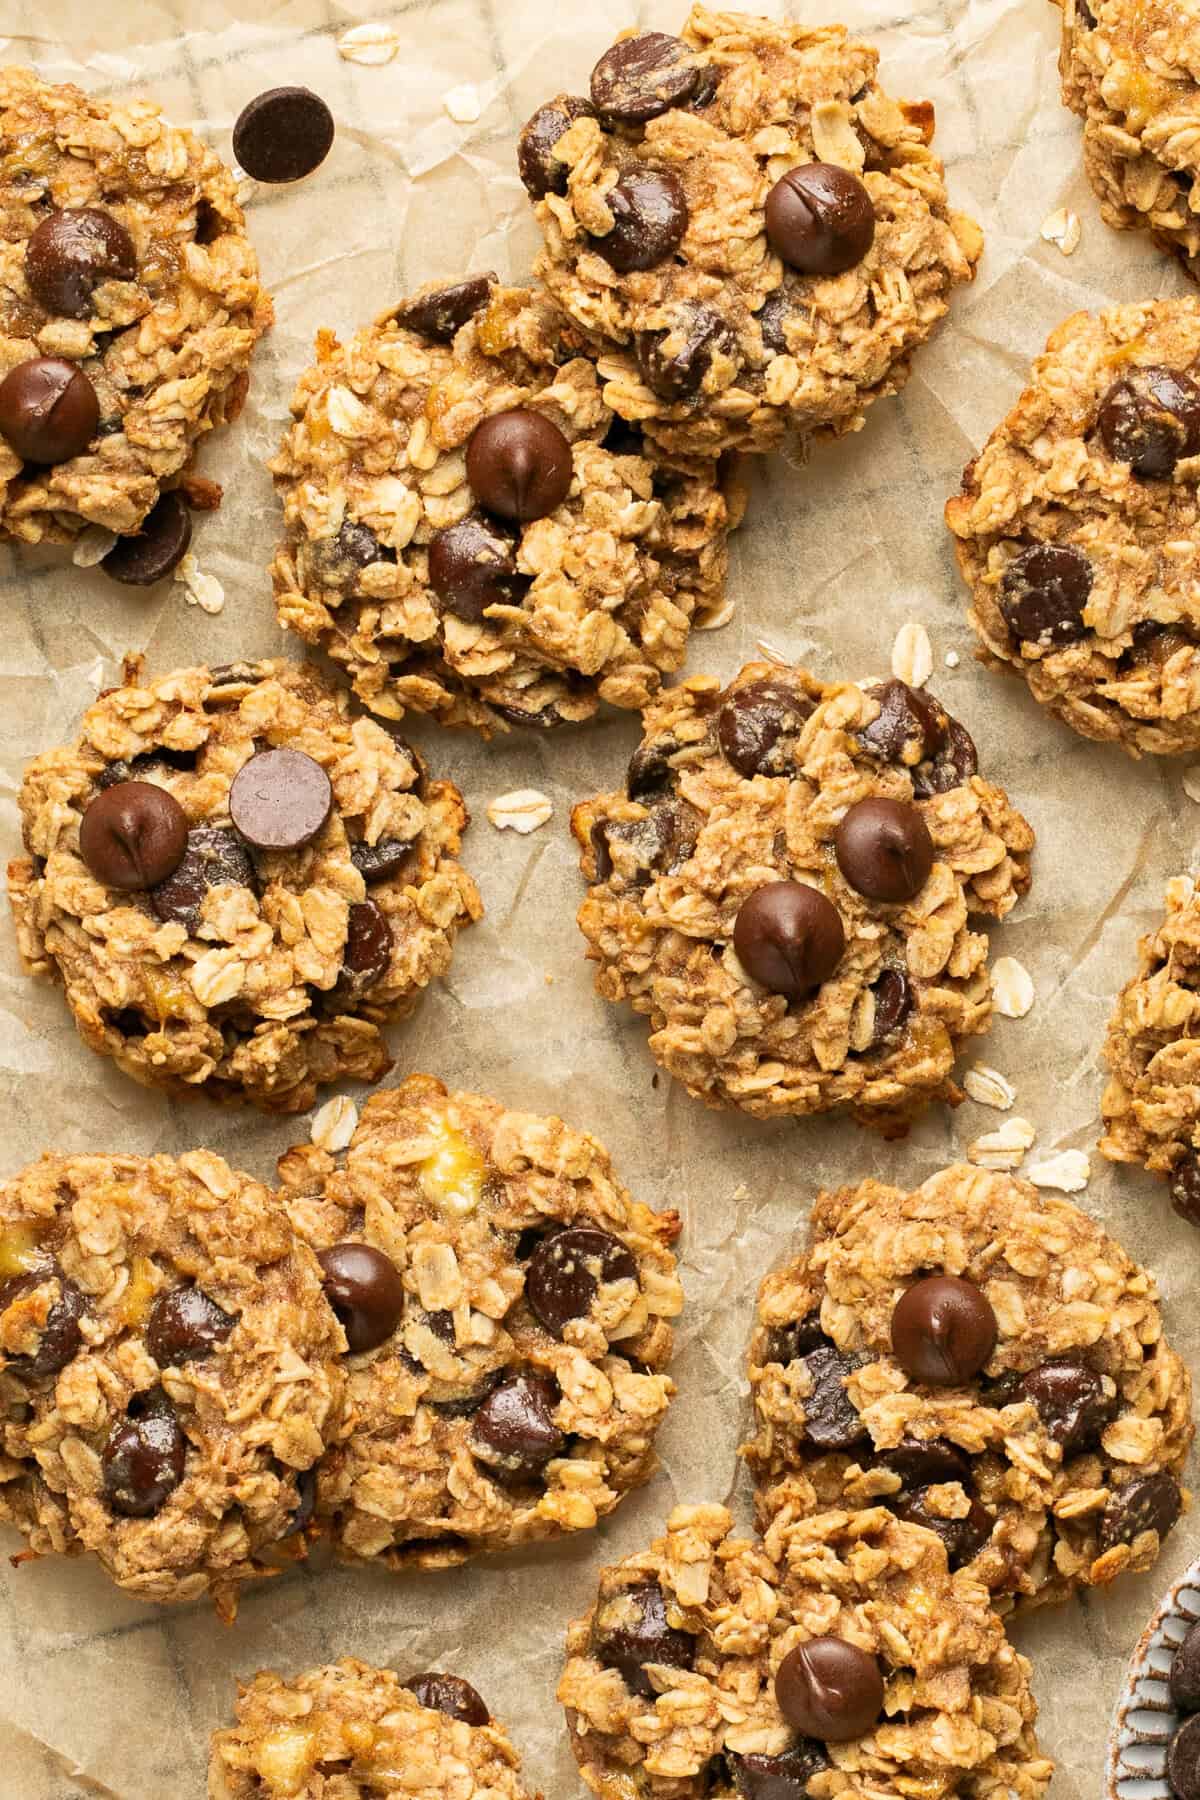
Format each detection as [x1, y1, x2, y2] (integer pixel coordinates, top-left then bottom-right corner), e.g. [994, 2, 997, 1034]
[8, 658, 481, 1111]
[275, 1073, 682, 1568]
[744, 1165, 1193, 1612]
[520, 6, 981, 462]
[570, 660, 1033, 1127]
[0, 66, 270, 545]
[270, 279, 740, 733]
[0, 1149, 343, 1613]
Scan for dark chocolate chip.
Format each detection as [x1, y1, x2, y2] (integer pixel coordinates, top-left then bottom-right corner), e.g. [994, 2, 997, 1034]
[834, 797, 934, 903]
[729, 1744, 830, 1800]
[526, 1227, 637, 1338]
[518, 96, 597, 199]
[590, 32, 698, 122]
[718, 679, 814, 777]
[232, 87, 335, 184]
[775, 1638, 884, 1742]
[145, 1285, 235, 1366]
[626, 735, 679, 800]
[1168, 1714, 1200, 1800]
[1099, 1471, 1182, 1552]
[999, 543, 1093, 648]
[1171, 1621, 1200, 1712]
[1019, 1356, 1116, 1456]
[798, 1344, 869, 1455]
[0, 355, 98, 463]
[428, 512, 526, 621]
[764, 164, 875, 276]
[470, 1369, 565, 1486]
[394, 274, 497, 344]
[635, 303, 736, 401]
[1171, 1148, 1200, 1226]
[100, 491, 192, 586]
[891, 1276, 997, 1386]
[765, 1310, 828, 1366]
[892, 1487, 994, 1570]
[858, 679, 947, 766]
[317, 1242, 404, 1353]
[307, 520, 396, 592]
[688, 64, 723, 110]
[912, 717, 978, 799]
[281, 1465, 317, 1538]
[595, 798, 701, 886]
[101, 1388, 186, 1517]
[349, 836, 416, 884]
[25, 208, 137, 318]
[150, 826, 257, 933]
[592, 1580, 695, 1698]
[403, 1673, 490, 1727]
[592, 169, 688, 273]
[877, 1437, 971, 1489]
[343, 899, 393, 987]
[228, 748, 332, 851]
[0, 1260, 85, 1377]
[1097, 365, 1200, 479]
[868, 967, 913, 1049]
[79, 780, 188, 891]
[757, 289, 792, 356]
[465, 409, 573, 523]
[733, 881, 845, 998]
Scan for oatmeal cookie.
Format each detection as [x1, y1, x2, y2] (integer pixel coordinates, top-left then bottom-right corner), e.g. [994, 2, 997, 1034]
[743, 1164, 1194, 1612]
[570, 661, 1033, 1127]
[208, 1657, 536, 1798]
[946, 298, 1200, 756]
[7, 658, 481, 1111]
[275, 1073, 682, 1568]
[0, 1149, 343, 1612]
[0, 66, 270, 547]
[518, 6, 982, 462]
[269, 278, 740, 733]
[558, 1499, 1053, 1800]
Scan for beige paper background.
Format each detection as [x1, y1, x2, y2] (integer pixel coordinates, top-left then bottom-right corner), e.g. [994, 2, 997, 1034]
[0, 0, 1196, 1792]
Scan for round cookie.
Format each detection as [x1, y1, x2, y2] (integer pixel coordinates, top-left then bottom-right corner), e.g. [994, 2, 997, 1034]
[558, 1500, 1053, 1799]
[7, 658, 481, 1111]
[275, 1073, 683, 1567]
[270, 278, 741, 733]
[743, 1165, 1193, 1612]
[519, 7, 982, 461]
[570, 660, 1033, 1128]
[946, 298, 1200, 756]
[0, 1150, 343, 1612]
[208, 1657, 534, 1799]
[0, 67, 271, 546]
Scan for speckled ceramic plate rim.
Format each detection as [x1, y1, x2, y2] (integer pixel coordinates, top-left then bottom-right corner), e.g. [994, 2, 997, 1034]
[1107, 1558, 1200, 1796]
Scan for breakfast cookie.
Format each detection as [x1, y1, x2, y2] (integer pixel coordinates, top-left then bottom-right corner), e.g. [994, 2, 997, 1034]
[270, 278, 740, 734]
[558, 1499, 1053, 1800]
[946, 298, 1200, 755]
[1057, 0, 1200, 279]
[518, 6, 982, 462]
[744, 1164, 1193, 1612]
[208, 1657, 535, 1799]
[275, 1073, 683, 1568]
[0, 67, 270, 549]
[8, 658, 481, 1111]
[0, 1149, 343, 1613]
[571, 660, 1033, 1127]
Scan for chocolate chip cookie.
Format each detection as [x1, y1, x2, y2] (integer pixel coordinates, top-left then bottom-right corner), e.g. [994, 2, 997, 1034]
[946, 298, 1200, 755]
[744, 1164, 1194, 1612]
[0, 1149, 343, 1612]
[7, 658, 481, 1111]
[558, 1500, 1053, 1799]
[208, 1657, 535, 1798]
[571, 661, 1033, 1128]
[275, 1073, 683, 1568]
[0, 67, 271, 548]
[270, 279, 740, 733]
[519, 8, 982, 461]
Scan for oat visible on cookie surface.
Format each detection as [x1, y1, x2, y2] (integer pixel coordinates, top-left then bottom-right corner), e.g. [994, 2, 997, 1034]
[946, 299, 1200, 755]
[744, 1165, 1194, 1613]
[7, 658, 481, 1111]
[518, 6, 982, 462]
[275, 1073, 682, 1568]
[558, 1499, 1053, 1799]
[270, 278, 740, 733]
[0, 1149, 343, 1612]
[0, 67, 270, 545]
[571, 660, 1033, 1128]
[208, 1657, 537, 1798]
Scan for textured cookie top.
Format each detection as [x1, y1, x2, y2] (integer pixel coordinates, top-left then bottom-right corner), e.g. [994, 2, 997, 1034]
[276, 1073, 683, 1566]
[571, 661, 1033, 1125]
[744, 1165, 1193, 1612]
[0, 1150, 343, 1612]
[558, 1500, 1052, 1799]
[521, 5, 981, 460]
[0, 66, 270, 543]
[947, 299, 1200, 754]
[208, 1658, 535, 1799]
[270, 279, 739, 733]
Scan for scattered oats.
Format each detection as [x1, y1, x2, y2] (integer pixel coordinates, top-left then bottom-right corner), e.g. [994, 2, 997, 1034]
[891, 621, 932, 687]
[72, 526, 118, 567]
[234, 175, 258, 206]
[963, 1063, 1016, 1111]
[695, 594, 735, 631]
[311, 1094, 358, 1153]
[174, 552, 224, 615]
[1026, 1148, 1090, 1193]
[1041, 207, 1082, 255]
[992, 955, 1035, 1019]
[1167, 874, 1197, 910]
[755, 637, 791, 666]
[944, 649, 960, 669]
[1183, 766, 1200, 804]
[337, 21, 399, 63]
[968, 1115, 1036, 1170]
[443, 83, 482, 123]
[486, 788, 553, 834]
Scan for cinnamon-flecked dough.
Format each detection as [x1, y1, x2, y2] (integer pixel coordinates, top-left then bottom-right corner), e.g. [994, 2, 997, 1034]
[270, 279, 741, 734]
[744, 1165, 1193, 1613]
[571, 661, 1033, 1129]
[520, 6, 982, 462]
[8, 658, 481, 1112]
[0, 1150, 344, 1614]
[0, 67, 270, 544]
[276, 1074, 683, 1568]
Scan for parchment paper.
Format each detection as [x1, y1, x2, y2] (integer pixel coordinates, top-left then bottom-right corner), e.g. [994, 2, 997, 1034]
[0, 0, 1194, 1792]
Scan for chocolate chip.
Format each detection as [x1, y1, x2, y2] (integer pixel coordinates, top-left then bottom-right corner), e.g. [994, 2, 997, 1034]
[308, 520, 396, 592]
[733, 881, 845, 999]
[1020, 1356, 1116, 1456]
[349, 837, 416, 884]
[595, 798, 700, 885]
[858, 679, 946, 766]
[281, 1465, 317, 1538]
[892, 1487, 994, 1569]
[229, 748, 332, 851]
[1171, 1621, 1200, 1712]
[79, 780, 188, 891]
[1168, 1714, 1200, 1800]
[343, 899, 392, 987]
[1099, 1471, 1182, 1552]
[797, 1344, 869, 1454]
[394, 274, 497, 344]
[592, 169, 688, 274]
[317, 1243, 404, 1353]
[834, 797, 934, 903]
[470, 1369, 565, 1486]
[100, 491, 192, 586]
[764, 163, 875, 276]
[101, 1389, 186, 1517]
[626, 735, 679, 800]
[729, 1744, 830, 1799]
[1171, 1148, 1200, 1225]
[590, 32, 698, 122]
[232, 87, 334, 183]
[465, 409, 573, 523]
[428, 512, 526, 621]
[635, 303, 736, 401]
[775, 1638, 884, 1742]
[602, 416, 646, 457]
[999, 543, 1093, 648]
[1097, 365, 1200, 479]
[757, 289, 792, 356]
[0, 355, 98, 463]
[891, 1276, 997, 1386]
[150, 826, 257, 932]
[518, 96, 597, 198]
[25, 208, 137, 318]
[403, 1673, 490, 1727]
[145, 1285, 235, 1366]
[689, 64, 723, 109]
[592, 1581, 695, 1698]
[718, 679, 814, 777]
[868, 967, 912, 1049]
[0, 1260, 85, 1377]
[877, 1437, 971, 1489]
[765, 1310, 828, 1366]
[912, 717, 978, 799]
[526, 1228, 638, 1338]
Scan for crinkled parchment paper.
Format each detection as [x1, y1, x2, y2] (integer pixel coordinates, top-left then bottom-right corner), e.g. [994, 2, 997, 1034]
[0, 0, 1196, 1794]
